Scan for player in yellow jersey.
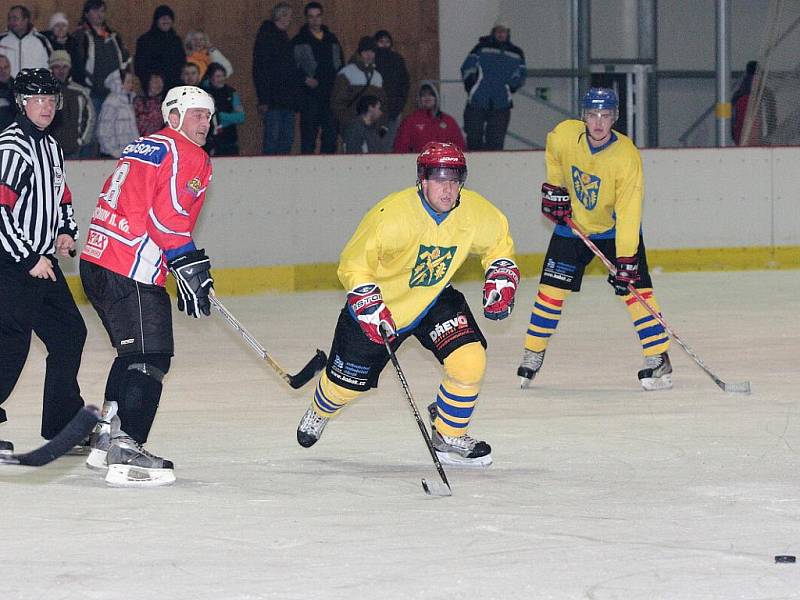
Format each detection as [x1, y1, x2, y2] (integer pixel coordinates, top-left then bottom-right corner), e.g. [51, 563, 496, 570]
[297, 142, 518, 467]
[518, 88, 672, 391]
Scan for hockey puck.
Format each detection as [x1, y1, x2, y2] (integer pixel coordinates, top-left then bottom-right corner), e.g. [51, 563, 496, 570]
[774, 555, 796, 563]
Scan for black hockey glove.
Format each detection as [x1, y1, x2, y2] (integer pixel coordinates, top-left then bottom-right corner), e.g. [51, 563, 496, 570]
[608, 256, 639, 296]
[541, 183, 572, 225]
[168, 249, 214, 317]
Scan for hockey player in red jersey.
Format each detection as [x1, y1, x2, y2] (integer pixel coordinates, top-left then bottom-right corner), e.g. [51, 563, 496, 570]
[79, 86, 215, 487]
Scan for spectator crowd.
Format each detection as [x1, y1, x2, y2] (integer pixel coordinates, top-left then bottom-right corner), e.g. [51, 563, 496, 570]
[0, 0, 533, 158]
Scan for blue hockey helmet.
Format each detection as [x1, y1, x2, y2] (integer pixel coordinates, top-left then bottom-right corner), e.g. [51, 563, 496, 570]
[582, 87, 618, 111]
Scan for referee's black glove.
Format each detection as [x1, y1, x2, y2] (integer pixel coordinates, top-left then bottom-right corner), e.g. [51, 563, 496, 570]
[168, 249, 214, 318]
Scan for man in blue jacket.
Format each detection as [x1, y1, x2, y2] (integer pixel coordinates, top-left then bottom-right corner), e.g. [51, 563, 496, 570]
[460, 22, 526, 151]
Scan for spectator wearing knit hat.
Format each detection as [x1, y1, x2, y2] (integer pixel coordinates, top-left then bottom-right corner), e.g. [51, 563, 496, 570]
[49, 49, 96, 159]
[134, 5, 185, 91]
[460, 22, 526, 150]
[331, 35, 386, 133]
[43, 12, 70, 52]
[373, 29, 409, 148]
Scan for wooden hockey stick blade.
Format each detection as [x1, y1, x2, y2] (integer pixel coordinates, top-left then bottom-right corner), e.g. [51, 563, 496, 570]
[286, 349, 328, 389]
[0, 405, 100, 467]
[422, 478, 453, 497]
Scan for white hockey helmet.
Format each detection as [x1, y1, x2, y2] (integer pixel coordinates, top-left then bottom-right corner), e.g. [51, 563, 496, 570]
[161, 85, 215, 130]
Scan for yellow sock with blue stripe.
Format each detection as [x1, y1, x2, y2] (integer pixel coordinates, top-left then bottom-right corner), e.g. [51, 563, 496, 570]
[623, 288, 670, 356]
[311, 373, 362, 418]
[432, 343, 486, 438]
[524, 284, 570, 352]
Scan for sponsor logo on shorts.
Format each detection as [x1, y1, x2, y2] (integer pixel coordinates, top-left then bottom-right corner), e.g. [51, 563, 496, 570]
[543, 258, 576, 284]
[120, 338, 135, 345]
[410, 244, 457, 288]
[571, 166, 601, 210]
[330, 354, 370, 388]
[428, 313, 472, 349]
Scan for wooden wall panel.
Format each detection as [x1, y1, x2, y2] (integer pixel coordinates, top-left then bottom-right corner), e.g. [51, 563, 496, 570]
[19, 0, 439, 155]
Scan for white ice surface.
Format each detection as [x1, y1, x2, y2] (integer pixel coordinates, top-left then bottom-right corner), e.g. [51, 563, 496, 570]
[2, 271, 799, 600]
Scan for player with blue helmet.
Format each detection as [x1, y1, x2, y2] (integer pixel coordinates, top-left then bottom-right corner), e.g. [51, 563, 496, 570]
[517, 87, 674, 392]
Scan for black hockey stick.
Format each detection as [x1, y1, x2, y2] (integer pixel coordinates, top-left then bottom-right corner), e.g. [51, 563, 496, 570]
[380, 326, 452, 497]
[564, 216, 751, 394]
[0, 405, 100, 467]
[210, 293, 327, 389]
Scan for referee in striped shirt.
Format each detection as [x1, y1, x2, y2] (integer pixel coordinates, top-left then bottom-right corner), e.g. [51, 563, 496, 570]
[0, 69, 86, 452]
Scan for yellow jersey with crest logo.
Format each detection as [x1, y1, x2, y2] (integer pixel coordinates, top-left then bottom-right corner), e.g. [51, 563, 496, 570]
[545, 119, 643, 257]
[338, 186, 515, 331]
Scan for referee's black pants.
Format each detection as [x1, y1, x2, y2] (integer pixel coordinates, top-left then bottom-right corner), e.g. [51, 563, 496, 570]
[0, 258, 86, 439]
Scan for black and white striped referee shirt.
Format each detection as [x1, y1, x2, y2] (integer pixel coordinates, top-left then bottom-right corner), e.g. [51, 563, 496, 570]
[0, 117, 78, 272]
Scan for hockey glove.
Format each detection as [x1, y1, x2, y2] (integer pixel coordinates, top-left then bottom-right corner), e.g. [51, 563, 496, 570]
[168, 249, 214, 317]
[482, 258, 520, 320]
[541, 183, 572, 225]
[608, 256, 639, 296]
[347, 284, 396, 344]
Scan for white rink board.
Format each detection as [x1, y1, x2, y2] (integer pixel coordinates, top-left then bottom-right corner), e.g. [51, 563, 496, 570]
[62, 147, 799, 275]
[2, 271, 799, 599]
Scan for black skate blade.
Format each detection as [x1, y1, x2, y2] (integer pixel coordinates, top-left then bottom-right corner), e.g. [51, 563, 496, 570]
[422, 478, 452, 497]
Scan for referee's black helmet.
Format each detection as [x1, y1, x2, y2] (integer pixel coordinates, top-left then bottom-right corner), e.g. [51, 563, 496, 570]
[13, 68, 63, 111]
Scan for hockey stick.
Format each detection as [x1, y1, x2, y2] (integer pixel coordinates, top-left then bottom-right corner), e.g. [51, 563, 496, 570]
[0, 405, 100, 467]
[210, 293, 327, 390]
[380, 326, 452, 497]
[564, 216, 751, 394]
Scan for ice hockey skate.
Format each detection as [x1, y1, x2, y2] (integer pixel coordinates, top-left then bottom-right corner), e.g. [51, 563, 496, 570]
[517, 348, 546, 389]
[297, 407, 329, 448]
[85, 401, 119, 470]
[104, 436, 175, 488]
[428, 402, 492, 467]
[638, 352, 673, 391]
[0, 439, 13, 455]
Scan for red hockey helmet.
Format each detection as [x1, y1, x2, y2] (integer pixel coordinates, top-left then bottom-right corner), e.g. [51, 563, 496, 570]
[416, 142, 467, 183]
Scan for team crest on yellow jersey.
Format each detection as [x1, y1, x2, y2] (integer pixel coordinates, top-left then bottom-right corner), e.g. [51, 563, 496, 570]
[410, 244, 456, 287]
[571, 166, 600, 210]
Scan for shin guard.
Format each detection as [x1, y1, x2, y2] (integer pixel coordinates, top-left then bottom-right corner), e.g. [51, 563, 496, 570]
[312, 373, 362, 418]
[116, 354, 171, 444]
[524, 284, 569, 352]
[432, 343, 486, 438]
[623, 288, 670, 356]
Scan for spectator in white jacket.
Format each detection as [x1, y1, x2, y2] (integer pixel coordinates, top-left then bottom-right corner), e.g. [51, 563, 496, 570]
[96, 70, 139, 158]
[0, 5, 51, 76]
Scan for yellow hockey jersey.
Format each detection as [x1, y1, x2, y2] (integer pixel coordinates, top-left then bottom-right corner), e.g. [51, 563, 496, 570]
[338, 186, 515, 330]
[545, 119, 643, 257]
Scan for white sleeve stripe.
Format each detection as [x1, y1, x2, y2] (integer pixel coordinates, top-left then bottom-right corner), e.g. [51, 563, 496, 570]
[150, 134, 187, 216]
[148, 207, 191, 237]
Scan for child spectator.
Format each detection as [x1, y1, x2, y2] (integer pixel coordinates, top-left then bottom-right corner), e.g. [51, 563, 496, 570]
[180, 62, 201, 86]
[44, 12, 70, 51]
[97, 70, 139, 158]
[134, 72, 165, 136]
[341, 95, 389, 154]
[185, 30, 232, 81]
[202, 63, 244, 156]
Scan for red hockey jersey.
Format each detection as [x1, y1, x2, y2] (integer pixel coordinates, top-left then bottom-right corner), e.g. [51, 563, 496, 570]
[80, 127, 213, 286]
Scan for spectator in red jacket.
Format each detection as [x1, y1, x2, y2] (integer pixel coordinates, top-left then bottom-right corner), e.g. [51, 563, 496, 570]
[393, 80, 465, 153]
